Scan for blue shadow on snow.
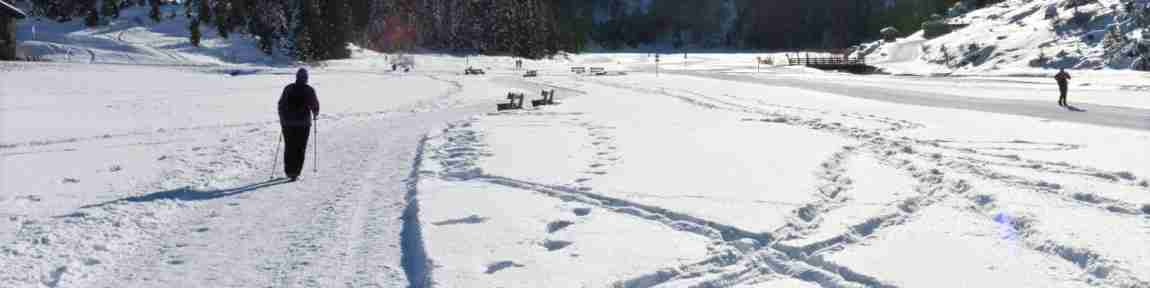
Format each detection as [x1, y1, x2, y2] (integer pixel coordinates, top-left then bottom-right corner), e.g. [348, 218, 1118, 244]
[77, 178, 290, 210]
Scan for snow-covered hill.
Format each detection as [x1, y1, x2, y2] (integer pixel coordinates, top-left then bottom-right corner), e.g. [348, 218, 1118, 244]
[14, 4, 288, 66]
[861, 0, 1150, 76]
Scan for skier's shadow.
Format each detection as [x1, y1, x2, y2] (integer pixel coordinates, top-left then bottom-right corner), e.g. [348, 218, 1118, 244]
[74, 178, 291, 211]
[1065, 105, 1087, 112]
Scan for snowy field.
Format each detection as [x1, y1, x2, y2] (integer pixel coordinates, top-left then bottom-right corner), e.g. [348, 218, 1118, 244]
[414, 67, 1150, 287]
[4, 6, 1150, 287]
[5, 51, 1148, 287]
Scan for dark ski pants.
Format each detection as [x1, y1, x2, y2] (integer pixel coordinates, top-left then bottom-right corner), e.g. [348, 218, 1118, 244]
[1058, 83, 1068, 106]
[282, 125, 311, 178]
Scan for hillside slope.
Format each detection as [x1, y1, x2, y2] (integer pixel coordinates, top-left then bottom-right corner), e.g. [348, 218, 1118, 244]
[861, 0, 1149, 76]
[14, 5, 287, 66]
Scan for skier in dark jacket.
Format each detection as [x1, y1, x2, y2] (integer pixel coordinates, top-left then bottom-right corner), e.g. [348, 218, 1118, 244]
[1055, 68, 1071, 107]
[278, 68, 320, 181]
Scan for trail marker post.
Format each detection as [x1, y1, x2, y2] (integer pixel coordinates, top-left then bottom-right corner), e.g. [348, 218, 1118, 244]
[655, 54, 660, 77]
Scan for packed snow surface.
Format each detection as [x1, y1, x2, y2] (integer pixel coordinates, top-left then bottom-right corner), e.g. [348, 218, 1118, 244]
[3, 7, 1150, 287]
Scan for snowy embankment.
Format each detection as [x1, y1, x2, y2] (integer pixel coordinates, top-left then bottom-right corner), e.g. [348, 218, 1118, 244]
[861, 0, 1148, 76]
[827, 0, 1150, 111]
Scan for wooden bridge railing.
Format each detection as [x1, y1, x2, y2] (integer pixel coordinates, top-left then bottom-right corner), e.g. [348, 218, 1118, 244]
[786, 55, 867, 66]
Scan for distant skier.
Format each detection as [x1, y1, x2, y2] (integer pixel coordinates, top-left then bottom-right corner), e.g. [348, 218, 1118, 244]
[1055, 68, 1071, 107]
[278, 68, 320, 181]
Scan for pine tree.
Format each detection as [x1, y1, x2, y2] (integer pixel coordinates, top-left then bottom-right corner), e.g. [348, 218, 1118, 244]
[101, 0, 121, 18]
[197, 0, 212, 25]
[350, 0, 370, 37]
[1103, 25, 1124, 59]
[189, 18, 202, 47]
[249, 0, 276, 55]
[492, 0, 515, 54]
[213, 0, 230, 38]
[149, 0, 162, 23]
[321, 0, 351, 59]
[256, 28, 274, 54]
[292, 0, 314, 60]
[228, 0, 248, 35]
[84, 9, 100, 27]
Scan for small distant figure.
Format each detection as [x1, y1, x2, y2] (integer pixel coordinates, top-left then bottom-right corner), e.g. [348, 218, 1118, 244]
[1055, 68, 1071, 107]
[278, 68, 320, 181]
[1044, 4, 1058, 19]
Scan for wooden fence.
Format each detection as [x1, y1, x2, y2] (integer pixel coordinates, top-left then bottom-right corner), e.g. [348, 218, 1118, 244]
[785, 54, 867, 66]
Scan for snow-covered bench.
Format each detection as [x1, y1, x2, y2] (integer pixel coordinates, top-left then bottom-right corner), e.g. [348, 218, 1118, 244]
[497, 92, 526, 111]
[589, 67, 606, 75]
[571, 67, 586, 74]
[531, 89, 557, 107]
[465, 67, 485, 75]
[391, 55, 415, 72]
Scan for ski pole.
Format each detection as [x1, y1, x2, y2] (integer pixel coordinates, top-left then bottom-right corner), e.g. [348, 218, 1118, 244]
[312, 118, 318, 174]
[270, 132, 283, 180]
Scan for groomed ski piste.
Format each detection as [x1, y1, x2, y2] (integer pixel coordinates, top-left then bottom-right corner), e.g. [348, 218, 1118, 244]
[4, 3, 1150, 288]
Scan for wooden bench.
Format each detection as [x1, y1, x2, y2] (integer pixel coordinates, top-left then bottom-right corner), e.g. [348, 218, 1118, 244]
[531, 89, 557, 107]
[523, 70, 538, 77]
[465, 67, 485, 75]
[589, 67, 606, 75]
[391, 55, 415, 72]
[571, 67, 586, 74]
[497, 92, 525, 111]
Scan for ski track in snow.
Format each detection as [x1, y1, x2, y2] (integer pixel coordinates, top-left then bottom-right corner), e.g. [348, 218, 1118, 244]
[0, 67, 501, 287]
[416, 73, 1150, 287]
[645, 79, 1148, 287]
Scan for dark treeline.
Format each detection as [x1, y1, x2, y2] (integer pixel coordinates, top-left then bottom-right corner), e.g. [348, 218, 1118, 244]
[377, 0, 967, 54]
[25, 0, 975, 60]
[584, 0, 966, 50]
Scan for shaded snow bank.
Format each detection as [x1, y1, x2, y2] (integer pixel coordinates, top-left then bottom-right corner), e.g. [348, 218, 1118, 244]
[860, 0, 1150, 76]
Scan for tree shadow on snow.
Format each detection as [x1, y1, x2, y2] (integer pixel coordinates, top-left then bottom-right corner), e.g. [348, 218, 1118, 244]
[76, 178, 291, 210]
